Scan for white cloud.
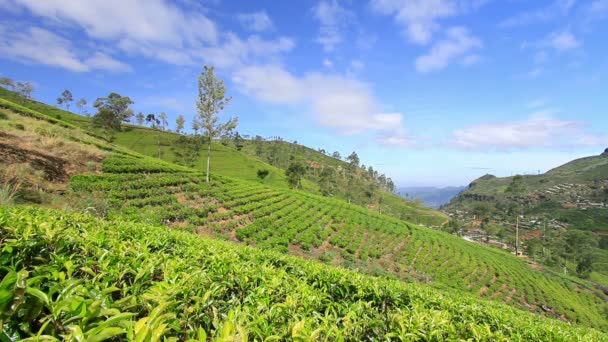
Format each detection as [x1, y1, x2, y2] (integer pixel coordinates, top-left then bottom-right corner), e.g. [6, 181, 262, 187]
[499, 0, 576, 28]
[323, 58, 333, 68]
[9, 0, 217, 46]
[544, 31, 581, 51]
[0, 25, 130, 72]
[370, 0, 487, 45]
[452, 111, 605, 149]
[415, 26, 482, 73]
[232, 64, 408, 145]
[312, 0, 353, 51]
[198, 33, 294, 69]
[237, 11, 274, 32]
[586, 0, 608, 19]
[85, 52, 132, 72]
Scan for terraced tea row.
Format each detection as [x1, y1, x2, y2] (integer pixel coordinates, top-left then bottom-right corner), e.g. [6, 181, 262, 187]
[69, 156, 608, 328]
[1, 207, 606, 340]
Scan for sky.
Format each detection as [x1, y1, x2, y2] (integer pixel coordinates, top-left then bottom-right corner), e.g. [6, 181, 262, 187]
[0, 0, 607, 187]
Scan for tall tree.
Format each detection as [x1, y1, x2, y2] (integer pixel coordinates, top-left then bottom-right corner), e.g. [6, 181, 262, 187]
[159, 112, 168, 131]
[76, 98, 87, 115]
[135, 112, 145, 126]
[92, 93, 134, 131]
[196, 65, 238, 183]
[57, 89, 73, 111]
[175, 114, 185, 133]
[331, 151, 341, 160]
[346, 151, 360, 168]
[15, 81, 34, 99]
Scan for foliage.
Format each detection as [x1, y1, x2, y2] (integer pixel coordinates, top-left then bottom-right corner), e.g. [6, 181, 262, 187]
[67, 155, 608, 328]
[286, 162, 306, 189]
[175, 114, 185, 133]
[57, 89, 73, 110]
[92, 93, 134, 131]
[196, 65, 238, 183]
[1, 206, 606, 340]
[256, 169, 269, 180]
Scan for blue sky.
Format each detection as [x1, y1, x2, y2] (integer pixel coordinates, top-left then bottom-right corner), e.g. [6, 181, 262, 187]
[1, 0, 607, 187]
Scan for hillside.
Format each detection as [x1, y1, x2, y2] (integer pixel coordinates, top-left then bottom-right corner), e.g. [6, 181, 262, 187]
[3, 207, 606, 340]
[444, 153, 608, 282]
[0, 87, 447, 226]
[1, 92, 607, 334]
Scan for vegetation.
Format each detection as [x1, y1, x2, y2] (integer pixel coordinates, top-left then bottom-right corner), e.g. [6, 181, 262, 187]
[1, 206, 606, 341]
[67, 154, 608, 328]
[195, 65, 238, 183]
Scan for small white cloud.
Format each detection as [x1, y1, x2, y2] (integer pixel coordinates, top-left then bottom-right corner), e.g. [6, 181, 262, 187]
[499, 0, 576, 28]
[312, 0, 353, 51]
[323, 58, 333, 68]
[415, 26, 482, 73]
[544, 30, 581, 51]
[452, 111, 606, 149]
[237, 11, 274, 32]
[370, 0, 487, 45]
[85, 52, 132, 72]
[198, 33, 294, 69]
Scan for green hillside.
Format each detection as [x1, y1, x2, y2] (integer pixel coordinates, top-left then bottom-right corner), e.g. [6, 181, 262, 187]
[0, 86, 447, 225]
[443, 153, 608, 283]
[2, 90, 608, 337]
[3, 207, 606, 341]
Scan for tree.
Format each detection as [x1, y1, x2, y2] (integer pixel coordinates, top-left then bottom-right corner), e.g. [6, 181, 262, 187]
[346, 151, 360, 168]
[234, 132, 244, 151]
[146, 114, 160, 128]
[92, 93, 134, 131]
[57, 89, 73, 111]
[332, 151, 341, 160]
[191, 119, 200, 135]
[15, 81, 34, 99]
[506, 175, 527, 195]
[158, 112, 168, 131]
[76, 98, 88, 115]
[0, 77, 15, 90]
[257, 169, 269, 180]
[175, 114, 185, 133]
[286, 162, 306, 189]
[196, 65, 238, 183]
[135, 112, 145, 126]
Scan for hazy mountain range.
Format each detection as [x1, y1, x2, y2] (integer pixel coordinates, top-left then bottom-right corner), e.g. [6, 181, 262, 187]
[398, 186, 466, 208]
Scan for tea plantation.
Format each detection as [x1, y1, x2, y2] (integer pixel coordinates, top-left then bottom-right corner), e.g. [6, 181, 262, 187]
[68, 155, 608, 330]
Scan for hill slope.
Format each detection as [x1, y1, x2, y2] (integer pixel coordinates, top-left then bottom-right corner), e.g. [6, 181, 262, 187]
[1, 91, 607, 331]
[3, 207, 606, 340]
[0, 87, 446, 225]
[69, 153, 608, 328]
[444, 153, 608, 281]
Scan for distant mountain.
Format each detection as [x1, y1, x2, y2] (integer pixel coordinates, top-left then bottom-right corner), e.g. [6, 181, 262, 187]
[398, 186, 466, 208]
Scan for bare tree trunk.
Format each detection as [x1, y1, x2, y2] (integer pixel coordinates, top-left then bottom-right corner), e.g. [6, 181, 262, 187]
[206, 140, 211, 183]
